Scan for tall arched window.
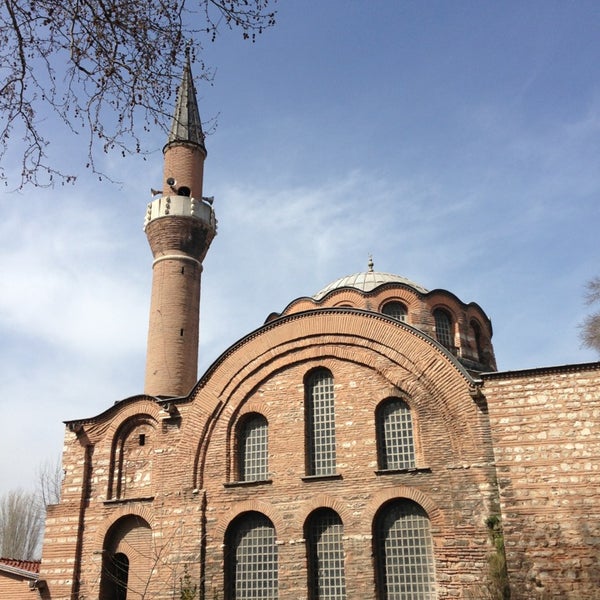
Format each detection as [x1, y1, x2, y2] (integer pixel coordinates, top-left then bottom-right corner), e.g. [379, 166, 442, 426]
[225, 512, 278, 599]
[433, 308, 453, 350]
[376, 398, 415, 470]
[238, 413, 268, 482]
[99, 515, 152, 600]
[305, 509, 347, 600]
[305, 368, 336, 476]
[374, 500, 436, 600]
[382, 301, 407, 322]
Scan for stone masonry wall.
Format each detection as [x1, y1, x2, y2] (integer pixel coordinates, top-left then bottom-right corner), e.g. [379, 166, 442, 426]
[483, 363, 600, 600]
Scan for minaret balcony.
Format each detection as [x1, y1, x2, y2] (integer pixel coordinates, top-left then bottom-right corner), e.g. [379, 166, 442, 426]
[143, 195, 217, 232]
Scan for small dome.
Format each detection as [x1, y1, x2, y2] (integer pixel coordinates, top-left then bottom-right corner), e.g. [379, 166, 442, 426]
[313, 271, 429, 300]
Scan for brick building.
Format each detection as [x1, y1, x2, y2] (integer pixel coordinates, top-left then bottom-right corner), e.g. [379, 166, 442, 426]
[8, 63, 600, 599]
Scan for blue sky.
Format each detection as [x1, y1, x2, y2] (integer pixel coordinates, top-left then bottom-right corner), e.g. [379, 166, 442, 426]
[1, 1, 599, 495]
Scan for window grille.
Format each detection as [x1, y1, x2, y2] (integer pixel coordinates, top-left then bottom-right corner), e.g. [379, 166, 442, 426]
[306, 509, 347, 600]
[306, 369, 336, 476]
[239, 414, 268, 481]
[227, 513, 278, 599]
[433, 309, 453, 349]
[382, 301, 407, 322]
[377, 399, 415, 470]
[375, 500, 435, 600]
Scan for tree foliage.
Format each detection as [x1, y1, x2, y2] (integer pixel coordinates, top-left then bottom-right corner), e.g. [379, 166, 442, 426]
[580, 276, 600, 354]
[0, 458, 62, 560]
[0, 489, 43, 560]
[0, 0, 276, 187]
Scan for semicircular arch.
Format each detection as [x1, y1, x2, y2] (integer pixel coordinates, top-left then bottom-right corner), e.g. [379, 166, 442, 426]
[185, 310, 478, 488]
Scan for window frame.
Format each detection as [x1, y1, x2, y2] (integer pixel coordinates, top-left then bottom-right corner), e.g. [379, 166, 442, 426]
[381, 300, 408, 322]
[236, 413, 269, 483]
[305, 508, 347, 600]
[374, 499, 436, 600]
[433, 308, 454, 350]
[376, 397, 416, 471]
[305, 368, 337, 477]
[225, 512, 278, 600]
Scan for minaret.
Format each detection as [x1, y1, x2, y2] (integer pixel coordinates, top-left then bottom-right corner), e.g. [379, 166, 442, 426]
[143, 59, 217, 397]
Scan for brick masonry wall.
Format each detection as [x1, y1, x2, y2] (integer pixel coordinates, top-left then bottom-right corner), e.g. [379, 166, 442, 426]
[0, 573, 39, 599]
[41, 311, 503, 599]
[283, 285, 496, 370]
[483, 364, 600, 600]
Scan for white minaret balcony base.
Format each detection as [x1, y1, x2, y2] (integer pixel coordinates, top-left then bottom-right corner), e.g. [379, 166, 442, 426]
[144, 195, 217, 231]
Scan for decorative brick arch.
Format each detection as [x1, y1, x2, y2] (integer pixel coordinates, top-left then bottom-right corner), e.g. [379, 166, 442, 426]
[185, 310, 483, 493]
[363, 486, 443, 528]
[93, 504, 156, 551]
[102, 401, 162, 442]
[213, 499, 285, 539]
[295, 493, 353, 530]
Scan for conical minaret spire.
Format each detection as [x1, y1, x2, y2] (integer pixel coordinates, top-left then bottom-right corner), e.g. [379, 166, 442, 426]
[143, 61, 217, 397]
[166, 56, 206, 151]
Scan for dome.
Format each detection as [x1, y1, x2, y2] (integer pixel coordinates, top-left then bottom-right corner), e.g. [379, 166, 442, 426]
[313, 270, 429, 300]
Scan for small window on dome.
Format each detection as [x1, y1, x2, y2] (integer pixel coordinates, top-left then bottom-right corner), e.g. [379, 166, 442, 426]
[471, 319, 484, 363]
[434, 308, 453, 349]
[382, 301, 407, 322]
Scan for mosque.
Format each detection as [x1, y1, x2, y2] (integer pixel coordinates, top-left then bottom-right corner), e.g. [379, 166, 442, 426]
[1, 62, 599, 600]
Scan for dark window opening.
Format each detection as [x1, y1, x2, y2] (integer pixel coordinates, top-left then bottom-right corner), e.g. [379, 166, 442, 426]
[471, 320, 484, 363]
[139, 434, 146, 446]
[103, 552, 129, 600]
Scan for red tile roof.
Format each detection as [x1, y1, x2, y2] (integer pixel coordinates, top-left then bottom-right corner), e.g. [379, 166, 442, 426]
[0, 557, 40, 573]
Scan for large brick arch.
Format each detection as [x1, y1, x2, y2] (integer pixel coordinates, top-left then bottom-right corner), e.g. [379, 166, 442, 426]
[184, 309, 478, 487]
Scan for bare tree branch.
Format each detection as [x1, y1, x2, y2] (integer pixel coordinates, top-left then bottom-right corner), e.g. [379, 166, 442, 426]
[0, 0, 276, 188]
[0, 489, 43, 560]
[580, 277, 600, 353]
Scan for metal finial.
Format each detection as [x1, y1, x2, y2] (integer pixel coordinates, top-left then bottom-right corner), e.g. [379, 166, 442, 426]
[368, 255, 374, 272]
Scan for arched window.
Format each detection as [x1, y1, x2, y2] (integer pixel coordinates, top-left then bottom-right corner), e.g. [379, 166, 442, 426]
[376, 398, 415, 470]
[374, 500, 436, 600]
[305, 509, 346, 600]
[305, 368, 336, 476]
[433, 308, 453, 350]
[225, 512, 278, 599]
[238, 414, 268, 482]
[99, 515, 152, 600]
[382, 301, 407, 322]
[470, 319, 484, 363]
